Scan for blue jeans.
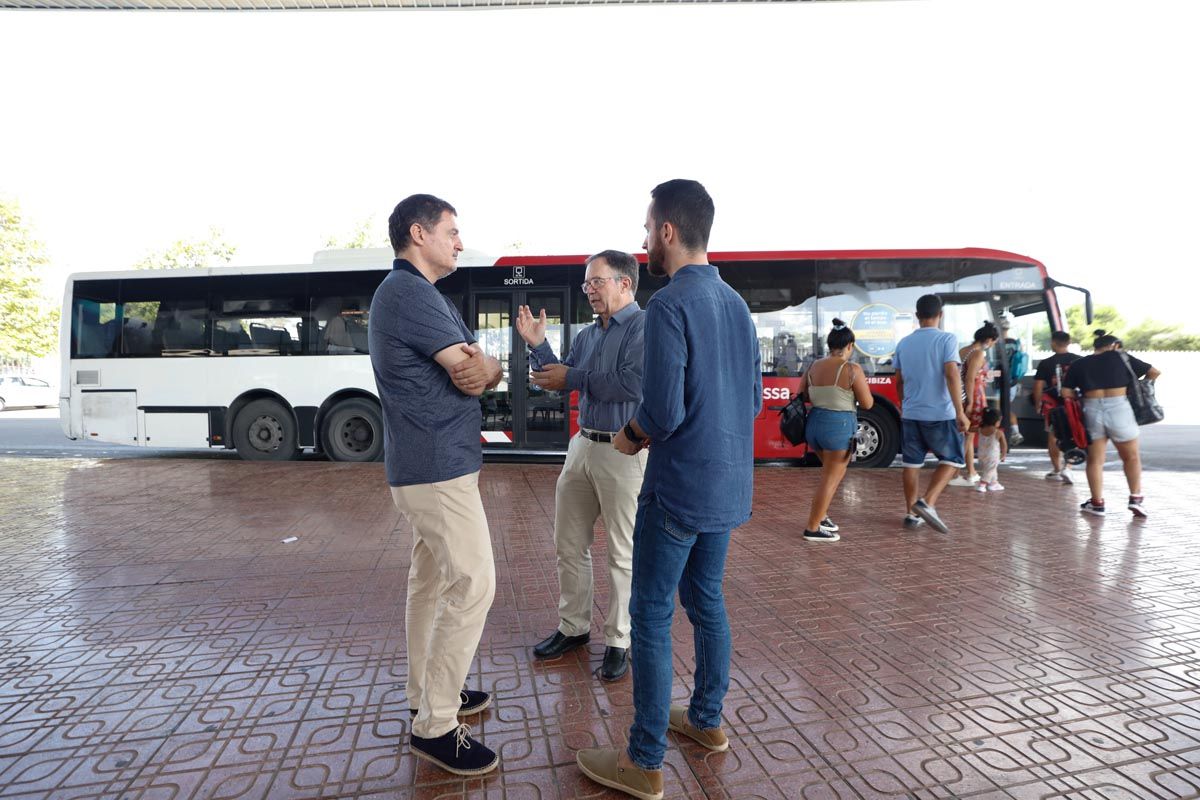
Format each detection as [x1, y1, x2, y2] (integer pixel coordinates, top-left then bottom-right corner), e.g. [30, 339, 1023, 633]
[627, 496, 732, 770]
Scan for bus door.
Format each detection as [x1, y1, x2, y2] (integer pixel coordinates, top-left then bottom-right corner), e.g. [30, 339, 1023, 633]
[471, 289, 571, 451]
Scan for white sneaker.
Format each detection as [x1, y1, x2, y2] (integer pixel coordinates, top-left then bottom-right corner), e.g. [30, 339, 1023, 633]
[949, 476, 977, 488]
[987, 482, 1005, 492]
[975, 483, 988, 493]
[1060, 470, 1074, 485]
[1044, 471, 1061, 480]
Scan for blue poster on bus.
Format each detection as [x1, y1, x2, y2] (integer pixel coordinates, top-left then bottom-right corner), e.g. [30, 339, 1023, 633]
[852, 303, 900, 359]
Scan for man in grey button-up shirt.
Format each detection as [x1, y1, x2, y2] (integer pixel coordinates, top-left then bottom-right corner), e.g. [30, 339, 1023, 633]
[519, 250, 646, 682]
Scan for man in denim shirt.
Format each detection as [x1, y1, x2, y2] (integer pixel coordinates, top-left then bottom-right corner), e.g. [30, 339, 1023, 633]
[577, 180, 762, 800]
[518, 249, 646, 682]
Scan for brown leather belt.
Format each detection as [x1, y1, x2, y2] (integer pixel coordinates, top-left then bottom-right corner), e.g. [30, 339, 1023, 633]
[580, 429, 615, 443]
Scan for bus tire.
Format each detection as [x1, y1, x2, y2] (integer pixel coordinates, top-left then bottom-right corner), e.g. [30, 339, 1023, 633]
[233, 398, 300, 461]
[322, 398, 384, 463]
[853, 407, 898, 469]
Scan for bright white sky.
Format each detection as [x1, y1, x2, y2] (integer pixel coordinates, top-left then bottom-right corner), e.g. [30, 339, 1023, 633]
[1, 0, 1197, 329]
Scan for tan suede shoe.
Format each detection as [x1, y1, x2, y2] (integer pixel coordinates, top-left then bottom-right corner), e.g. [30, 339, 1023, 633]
[668, 705, 729, 752]
[576, 747, 664, 800]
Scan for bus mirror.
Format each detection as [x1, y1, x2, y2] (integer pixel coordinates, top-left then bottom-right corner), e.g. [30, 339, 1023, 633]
[1046, 278, 1094, 325]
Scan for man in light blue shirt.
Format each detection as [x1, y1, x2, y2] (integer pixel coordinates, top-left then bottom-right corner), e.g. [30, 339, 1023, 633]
[517, 250, 646, 683]
[893, 293, 970, 533]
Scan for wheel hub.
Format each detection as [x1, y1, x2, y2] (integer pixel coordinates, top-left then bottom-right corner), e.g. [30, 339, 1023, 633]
[856, 420, 880, 460]
[248, 415, 284, 452]
[339, 417, 374, 453]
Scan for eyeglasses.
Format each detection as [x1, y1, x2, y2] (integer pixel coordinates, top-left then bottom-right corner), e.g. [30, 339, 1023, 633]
[580, 276, 621, 293]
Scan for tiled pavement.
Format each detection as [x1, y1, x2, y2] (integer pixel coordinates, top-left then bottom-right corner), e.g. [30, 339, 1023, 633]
[0, 455, 1198, 800]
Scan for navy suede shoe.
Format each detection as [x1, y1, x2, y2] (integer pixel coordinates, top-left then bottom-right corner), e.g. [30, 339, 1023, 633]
[410, 723, 498, 776]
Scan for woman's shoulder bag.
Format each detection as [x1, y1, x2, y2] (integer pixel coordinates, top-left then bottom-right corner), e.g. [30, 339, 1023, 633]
[1120, 351, 1164, 426]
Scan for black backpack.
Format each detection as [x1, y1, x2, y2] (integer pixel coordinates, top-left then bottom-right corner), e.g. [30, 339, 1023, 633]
[779, 393, 809, 446]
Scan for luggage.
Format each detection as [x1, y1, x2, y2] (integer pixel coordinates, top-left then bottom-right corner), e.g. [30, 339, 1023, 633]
[1049, 395, 1089, 465]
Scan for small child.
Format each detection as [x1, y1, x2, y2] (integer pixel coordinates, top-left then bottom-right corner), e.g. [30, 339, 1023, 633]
[975, 408, 1009, 492]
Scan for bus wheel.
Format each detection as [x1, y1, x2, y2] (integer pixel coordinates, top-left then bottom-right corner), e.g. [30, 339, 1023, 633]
[322, 398, 384, 462]
[233, 399, 300, 461]
[854, 407, 898, 469]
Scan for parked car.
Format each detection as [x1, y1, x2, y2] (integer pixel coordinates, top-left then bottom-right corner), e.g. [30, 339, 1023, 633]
[0, 375, 58, 411]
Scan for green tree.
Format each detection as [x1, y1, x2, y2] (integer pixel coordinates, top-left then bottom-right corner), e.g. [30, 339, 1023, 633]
[0, 198, 60, 362]
[133, 227, 236, 270]
[1123, 318, 1181, 351]
[324, 217, 387, 249]
[1065, 303, 1125, 347]
[1033, 322, 1051, 350]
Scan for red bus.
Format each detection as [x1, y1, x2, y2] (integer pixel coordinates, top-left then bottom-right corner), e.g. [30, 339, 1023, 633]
[63, 247, 1088, 466]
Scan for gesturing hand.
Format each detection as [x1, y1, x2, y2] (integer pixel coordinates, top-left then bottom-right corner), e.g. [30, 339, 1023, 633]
[530, 363, 568, 391]
[516, 305, 547, 348]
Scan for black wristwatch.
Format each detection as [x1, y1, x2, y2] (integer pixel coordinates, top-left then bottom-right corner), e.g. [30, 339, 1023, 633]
[623, 422, 645, 443]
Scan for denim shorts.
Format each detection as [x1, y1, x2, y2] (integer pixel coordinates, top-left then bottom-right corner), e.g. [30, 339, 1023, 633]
[805, 407, 857, 452]
[1083, 396, 1139, 443]
[901, 419, 966, 468]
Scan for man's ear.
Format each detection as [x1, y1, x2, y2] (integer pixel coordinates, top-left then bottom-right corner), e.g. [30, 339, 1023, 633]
[409, 223, 424, 246]
[660, 221, 676, 247]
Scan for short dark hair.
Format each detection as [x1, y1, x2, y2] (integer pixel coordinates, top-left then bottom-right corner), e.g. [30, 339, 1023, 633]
[1051, 330, 1071, 345]
[981, 408, 1001, 427]
[586, 249, 639, 293]
[915, 294, 943, 320]
[388, 194, 457, 254]
[973, 322, 1000, 344]
[826, 318, 855, 351]
[650, 179, 714, 251]
[1093, 329, 1120, 349]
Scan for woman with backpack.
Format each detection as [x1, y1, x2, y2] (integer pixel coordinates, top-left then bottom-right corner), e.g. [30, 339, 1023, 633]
[1062, 330, 1161, 518]
[796, 319, 874, 542]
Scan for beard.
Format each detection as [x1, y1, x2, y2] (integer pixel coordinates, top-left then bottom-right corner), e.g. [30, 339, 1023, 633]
[646, 238, 666, 276]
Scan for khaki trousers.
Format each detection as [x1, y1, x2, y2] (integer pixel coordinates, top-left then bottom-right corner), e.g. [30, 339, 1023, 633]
[554, 433, 647, 648]
[390, 471, 496, 739]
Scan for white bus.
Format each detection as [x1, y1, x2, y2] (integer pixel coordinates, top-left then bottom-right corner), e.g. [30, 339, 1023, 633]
[60, 246, 1088, 466]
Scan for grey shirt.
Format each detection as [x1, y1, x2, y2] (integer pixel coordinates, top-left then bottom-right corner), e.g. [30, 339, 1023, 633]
[369, 260, 482, 487]
[528, 302, 645, 433]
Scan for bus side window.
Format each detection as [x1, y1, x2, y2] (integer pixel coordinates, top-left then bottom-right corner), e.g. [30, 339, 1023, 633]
[72, 295, 119, 358]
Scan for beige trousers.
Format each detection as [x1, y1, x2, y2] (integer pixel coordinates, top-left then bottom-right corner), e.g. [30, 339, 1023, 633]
[554, 433, 647, 648]
[390, 471, 496, 739]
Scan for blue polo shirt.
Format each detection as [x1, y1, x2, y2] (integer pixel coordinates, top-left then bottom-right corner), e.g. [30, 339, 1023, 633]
[368, 259, 482, 487]
[893, 326, 961, 422]
[634, 265, 762, 531]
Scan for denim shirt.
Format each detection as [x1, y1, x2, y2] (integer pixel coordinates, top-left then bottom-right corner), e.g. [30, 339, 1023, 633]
[634, 265, 762, 531]
[528, 302, 644, 433]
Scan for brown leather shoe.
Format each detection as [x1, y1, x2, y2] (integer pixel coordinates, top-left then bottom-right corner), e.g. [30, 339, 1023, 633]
[668, 705, 729, 752]
[576, 747, 663, 800]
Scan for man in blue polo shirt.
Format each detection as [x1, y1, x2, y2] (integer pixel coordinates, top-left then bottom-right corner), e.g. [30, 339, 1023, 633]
[368, 194, 503, 777]
[892, 293, 970, 534]
[576, 179, 762, 800]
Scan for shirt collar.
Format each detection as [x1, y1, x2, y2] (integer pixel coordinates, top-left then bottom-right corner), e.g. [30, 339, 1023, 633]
[607, 302, 641, 326]
[672, 264, 719, 280]
[392, 258, 428, 282]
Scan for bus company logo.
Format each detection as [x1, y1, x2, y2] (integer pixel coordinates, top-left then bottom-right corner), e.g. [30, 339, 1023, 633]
[505, 266, 534, 286]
